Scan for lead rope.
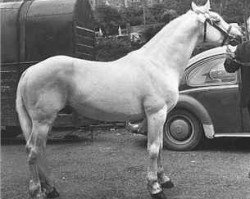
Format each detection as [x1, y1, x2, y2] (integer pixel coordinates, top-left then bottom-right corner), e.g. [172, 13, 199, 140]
[221, 25, 232, 46]
[203, 19, 208, 42]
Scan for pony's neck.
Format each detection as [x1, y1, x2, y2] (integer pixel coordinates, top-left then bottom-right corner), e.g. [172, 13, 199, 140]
[139, 11, 201, 75]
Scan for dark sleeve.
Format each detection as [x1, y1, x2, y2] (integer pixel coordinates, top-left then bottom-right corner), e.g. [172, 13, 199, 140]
[224, 58, 241, 73]
[235, 41, 250, 63]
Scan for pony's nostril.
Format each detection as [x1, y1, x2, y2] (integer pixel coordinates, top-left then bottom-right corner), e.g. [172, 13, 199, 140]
[236, 35, 243, 43]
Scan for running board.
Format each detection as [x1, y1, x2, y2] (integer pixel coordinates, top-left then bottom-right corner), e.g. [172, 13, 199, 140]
[214, 133, 250, 138]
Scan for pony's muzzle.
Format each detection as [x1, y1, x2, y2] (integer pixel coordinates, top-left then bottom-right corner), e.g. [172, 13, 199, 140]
[228, 35, 243, 46]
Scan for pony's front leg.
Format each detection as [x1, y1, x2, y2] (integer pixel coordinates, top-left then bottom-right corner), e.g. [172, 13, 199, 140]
[38, 159, 59, 198]
[157, 150, 174, 189]
[146, 106, 167, 199]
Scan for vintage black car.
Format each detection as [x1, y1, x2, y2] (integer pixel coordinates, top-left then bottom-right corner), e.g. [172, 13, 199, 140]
[164, 46, 250, 151]
[1, 0, 95, 137]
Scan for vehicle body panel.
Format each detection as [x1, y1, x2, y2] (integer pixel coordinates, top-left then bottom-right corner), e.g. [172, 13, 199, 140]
[182, 86, 241, 133]
[177, 46, 250, 135]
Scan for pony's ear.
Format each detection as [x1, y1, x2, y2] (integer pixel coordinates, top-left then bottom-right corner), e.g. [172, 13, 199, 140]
[191, 0, 211, 13]
[191, 2, 199, 12]
[204, 0, 211, 11]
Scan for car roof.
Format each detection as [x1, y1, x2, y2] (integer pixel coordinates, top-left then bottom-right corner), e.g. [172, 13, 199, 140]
[188, 45, 236, 67]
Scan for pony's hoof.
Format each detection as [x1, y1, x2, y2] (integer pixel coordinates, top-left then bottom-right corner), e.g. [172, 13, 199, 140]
[151, 191, 167, 199]
[30, 192, 46, 199]
[161, 180, 174, 189]
[46, 187, 59, 198]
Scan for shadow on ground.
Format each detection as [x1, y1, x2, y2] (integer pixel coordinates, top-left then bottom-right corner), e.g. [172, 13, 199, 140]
[2, 128, 250, 152]
[136, 137, 250, 152]
[200, 137, 250, 152]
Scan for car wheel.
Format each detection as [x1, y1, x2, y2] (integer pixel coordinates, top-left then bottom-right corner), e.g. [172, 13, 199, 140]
[163, 109, 203, 151]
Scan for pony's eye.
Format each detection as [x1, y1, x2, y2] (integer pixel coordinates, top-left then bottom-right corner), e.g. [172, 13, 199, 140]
[210, 17, 220, 23]
[214, 19, 220, 23]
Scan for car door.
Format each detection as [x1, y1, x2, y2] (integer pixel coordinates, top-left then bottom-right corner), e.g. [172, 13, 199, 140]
[184, 55, 242, 133]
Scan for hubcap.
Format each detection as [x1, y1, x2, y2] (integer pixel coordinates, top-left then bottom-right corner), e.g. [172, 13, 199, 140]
[169, 118, 192, 141]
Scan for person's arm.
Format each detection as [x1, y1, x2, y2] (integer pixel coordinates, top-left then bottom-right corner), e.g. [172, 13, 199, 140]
[235, 41, 250, 62]
[223, 41, 250, 73]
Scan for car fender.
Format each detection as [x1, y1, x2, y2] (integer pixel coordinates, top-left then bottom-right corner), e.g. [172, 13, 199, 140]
[174, 94, 215, 139]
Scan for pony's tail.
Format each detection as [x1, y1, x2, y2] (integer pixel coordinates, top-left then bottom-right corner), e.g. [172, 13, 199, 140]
[16, 71, 32, 140]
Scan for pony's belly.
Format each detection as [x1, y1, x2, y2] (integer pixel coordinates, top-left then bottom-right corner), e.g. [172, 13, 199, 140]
[69, 65, 145, 121]
[75, 106, 144, 122]
[70, 98, 144, 122]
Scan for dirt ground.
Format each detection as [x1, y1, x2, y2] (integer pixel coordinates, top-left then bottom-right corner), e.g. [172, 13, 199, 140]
[1, 129, 250, 199]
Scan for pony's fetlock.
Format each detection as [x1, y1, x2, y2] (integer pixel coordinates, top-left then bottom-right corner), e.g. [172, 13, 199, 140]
[147, 179, 162, 195]
[29, 180, 45, 199]
[35, 192, 47, 199]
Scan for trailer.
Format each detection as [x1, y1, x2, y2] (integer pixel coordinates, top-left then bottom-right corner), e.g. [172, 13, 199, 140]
[1, 0, 96, 137]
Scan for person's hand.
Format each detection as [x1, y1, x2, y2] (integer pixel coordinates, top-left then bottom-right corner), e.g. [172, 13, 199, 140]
[226, 46, 236, 59]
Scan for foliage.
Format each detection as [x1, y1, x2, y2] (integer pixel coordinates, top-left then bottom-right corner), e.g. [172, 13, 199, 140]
[219, 0, 249, 24]
[94, 0, 249, 36]
[94, 5, 124, 36]
[141, 24, 164, 42]
[93, 0, 250, 61]
[146, 3, 168, 23]
[160, 9, 178, 24]
[95, 37, 133, 61]
[119, 6, 143, 26]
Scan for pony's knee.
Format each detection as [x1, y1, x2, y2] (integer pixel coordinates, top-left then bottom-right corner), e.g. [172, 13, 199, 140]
[26, 145, 38, 165]
[148, 143, 160, 159]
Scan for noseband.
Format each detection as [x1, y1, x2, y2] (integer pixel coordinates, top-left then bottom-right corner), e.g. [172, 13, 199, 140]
[203, 18, 234, 45]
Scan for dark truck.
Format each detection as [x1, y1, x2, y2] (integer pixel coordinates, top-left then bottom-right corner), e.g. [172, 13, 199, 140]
[1, 0, 96, 137]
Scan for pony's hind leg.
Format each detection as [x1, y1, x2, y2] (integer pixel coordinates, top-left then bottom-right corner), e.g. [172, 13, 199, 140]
[146, 105, 168, 199]
[26, 122, 49, 199]
[26, 119, 58, 199]
[37, 139, 59, 198]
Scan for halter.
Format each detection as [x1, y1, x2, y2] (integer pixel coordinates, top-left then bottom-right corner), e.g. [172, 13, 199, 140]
[190, 8, 239, 45]
[203, 18, 234, 46]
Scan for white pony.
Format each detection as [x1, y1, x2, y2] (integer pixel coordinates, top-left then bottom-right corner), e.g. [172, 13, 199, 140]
[16, 1, 242, 199]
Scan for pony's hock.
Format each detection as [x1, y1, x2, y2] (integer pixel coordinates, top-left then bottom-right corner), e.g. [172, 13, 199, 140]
[15, 0, 242, 198]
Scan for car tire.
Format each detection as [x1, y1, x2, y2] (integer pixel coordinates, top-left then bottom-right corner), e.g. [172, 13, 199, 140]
[163, 109, 203, 151]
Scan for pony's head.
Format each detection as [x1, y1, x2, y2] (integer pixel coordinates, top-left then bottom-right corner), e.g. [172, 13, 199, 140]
[191, 0, 242, 46]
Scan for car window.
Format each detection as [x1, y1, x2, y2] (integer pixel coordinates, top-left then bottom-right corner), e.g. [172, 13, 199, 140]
[187, 57, 237, 86]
